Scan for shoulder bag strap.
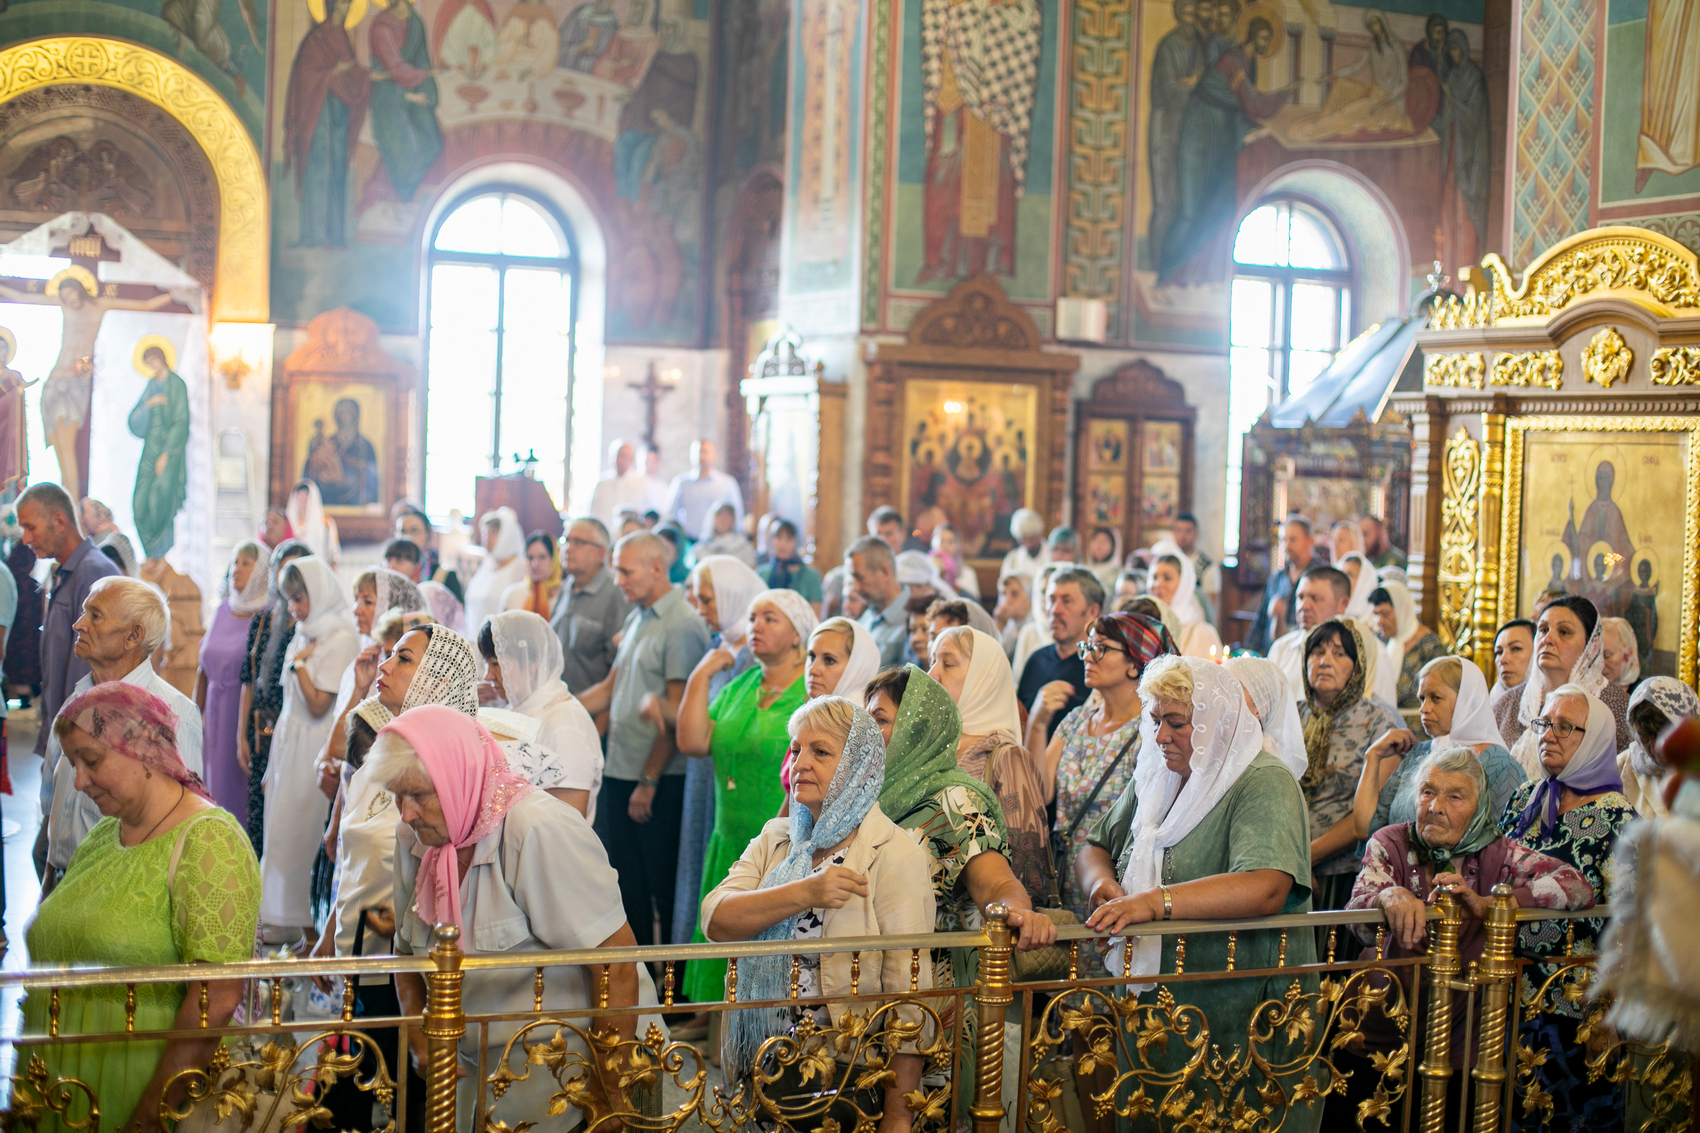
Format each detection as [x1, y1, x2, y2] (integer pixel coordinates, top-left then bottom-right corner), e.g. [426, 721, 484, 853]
[1063, 725, 1141, 847]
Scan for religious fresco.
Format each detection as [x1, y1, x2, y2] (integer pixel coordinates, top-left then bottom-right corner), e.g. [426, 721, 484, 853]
[784, 0, 861, 296]
[1131, 0, 1486, 336]
[897, 379, 1036, 562]
[269, 0, 712, 343]
[291, 379, 389, 512]
[1594, 2, 1700, 228]
[886, 0, 1060, 305]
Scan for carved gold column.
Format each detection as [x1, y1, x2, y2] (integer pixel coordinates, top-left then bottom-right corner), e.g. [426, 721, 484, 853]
[424, 925, 466, 1133]
[1470, 397, 1509, 677]
[1418, 892, 1463, 1132]
[1470, 885, 1519, 1131]
[1406, 396, 1447, 629]
[1437, 426, 1479, 655]
[970, 902, 1015, 1133]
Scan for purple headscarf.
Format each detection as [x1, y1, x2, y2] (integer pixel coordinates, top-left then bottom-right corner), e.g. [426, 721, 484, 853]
[1508, 685, 1621, 840]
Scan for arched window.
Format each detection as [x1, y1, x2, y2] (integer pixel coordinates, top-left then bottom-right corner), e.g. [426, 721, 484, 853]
[1224, 199, 1354, 557]
[425, 190, 576, 518]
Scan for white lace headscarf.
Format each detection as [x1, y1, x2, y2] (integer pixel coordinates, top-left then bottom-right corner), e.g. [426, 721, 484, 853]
[1625, 677, 1700, 779]
[485, 610, 568, 714]
[1227, 656, 1306, 780]
[1148, 539, 1203, 628]
[225, 541, 271, 617]
[1425, 658, 1504, 751]
[370, 567, 426, 620]
[1109, 656, 1267, 983]
[694, 555, 767, 645]
[399, 625, 481, 716]
[1378, 577, 1421, 671]
[895, 550, 957, 598]
[1511, 602, 1607, 777]
[1340, 552, 1379, 621]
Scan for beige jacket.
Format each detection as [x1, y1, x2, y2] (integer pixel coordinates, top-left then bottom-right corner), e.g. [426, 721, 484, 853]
[701, 804, 936, 1040]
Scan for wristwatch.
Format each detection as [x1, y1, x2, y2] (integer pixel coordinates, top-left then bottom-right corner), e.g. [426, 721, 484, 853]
[638, 775, 660, 789]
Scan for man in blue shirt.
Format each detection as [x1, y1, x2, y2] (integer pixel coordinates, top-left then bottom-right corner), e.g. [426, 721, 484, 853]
[1016, 567, 1102, 742]
[1246, 514, 1318, 654]
[18, 481, 120, 879]
[846, 535, 910, 667]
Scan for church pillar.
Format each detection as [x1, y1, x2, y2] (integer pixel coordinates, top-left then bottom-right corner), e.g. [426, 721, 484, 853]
[1470, 396, 1509, 677]
[1406, 396, 1447, 632]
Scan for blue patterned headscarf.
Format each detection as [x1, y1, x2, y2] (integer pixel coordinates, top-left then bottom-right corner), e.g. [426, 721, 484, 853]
[724, 701, 888, 1083]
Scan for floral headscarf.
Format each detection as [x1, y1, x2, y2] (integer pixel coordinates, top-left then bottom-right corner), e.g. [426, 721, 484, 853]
[1300, 618, 1370, 793]
[58, 684, 211, 801]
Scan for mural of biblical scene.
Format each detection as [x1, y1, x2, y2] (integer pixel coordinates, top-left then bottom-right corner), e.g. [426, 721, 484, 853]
[784, 0, 860, 295]
[291, 379, 390, 514]
[898, 380, 1037, 562]
[0, 327, 28, 493]
[1284, 476, 1369, 537]
[270, 0, 711, 343]
[890, 0, 1059, 301]
[1135, 1, 1486, 330]
[1596, 1, 1700, 222]
[1517, 430, 1688, 677]
[128, 335, 191, 560]
[0, 0, 268, 137]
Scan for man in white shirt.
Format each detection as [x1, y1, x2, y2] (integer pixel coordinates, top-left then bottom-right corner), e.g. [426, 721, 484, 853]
[44, 575, 203, 882]
[1266, 564, 1399, 708]
[663, 439, 744, 535]
[588, 440, 651, 528]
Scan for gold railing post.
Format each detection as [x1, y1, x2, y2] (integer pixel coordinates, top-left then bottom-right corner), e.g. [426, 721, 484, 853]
[1419, 892, 1464, 1131]
[970, 901, 1014, 1133]
[1470, 884, 1519, 1131]
[424, 924, 466, 1133]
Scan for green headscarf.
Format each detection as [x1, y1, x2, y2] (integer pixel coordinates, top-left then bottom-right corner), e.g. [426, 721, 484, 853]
[1407, 751, 1502, 868]
[877, 665, 1006, 835]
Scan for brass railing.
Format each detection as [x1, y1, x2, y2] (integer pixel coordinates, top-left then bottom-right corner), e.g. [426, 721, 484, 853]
[0, 891, 1689, 1133]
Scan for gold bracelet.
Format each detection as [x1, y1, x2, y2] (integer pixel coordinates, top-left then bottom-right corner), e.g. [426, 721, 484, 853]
[1160, 886, 1173, 921]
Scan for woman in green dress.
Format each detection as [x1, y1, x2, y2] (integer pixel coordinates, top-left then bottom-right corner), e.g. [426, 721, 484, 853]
[23, 682, 261, 1133]
[677, 588, 816, 1001]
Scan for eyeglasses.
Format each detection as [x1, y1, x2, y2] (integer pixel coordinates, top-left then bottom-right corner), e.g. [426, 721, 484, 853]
[564, 536, 605, 550]
[1529, 717, 1585, 740]
[1077, 639, 1128, 661]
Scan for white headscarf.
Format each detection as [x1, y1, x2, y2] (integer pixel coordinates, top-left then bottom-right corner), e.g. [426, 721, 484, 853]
[465, 507, 528, 632]
[1624, 677, 1700, 779]
[1601, 617, 1641, 687]
[283, 556, 358, 686]
[750, 589, 819, 654]
[1109, 657, 1267, 983]
[1010, 508, 1045, 540]
[1148, 539, 1202, 628]
[486, 610, 568, 713]
[419, 580, 466, 632]
[1426, 659, 1503, 751]
[483, 506, 525, 563]
[399, 625, 481, 715]
[962, 599, 1001, 639]
[814, 619, 881, 704]
[1227, 656, 1306, 780]
[895, 550, 957, 597]
[695, 555, 767, 645]
[370, 567, 426, 621]
[1340, 552, 1379, 621]
[945, 627, 1023, 738]
[1378, 578, 1421, 671]
[286, 481, 332, 559]
[226, 542, 272, 618]
[1511, 606, 1608, 777]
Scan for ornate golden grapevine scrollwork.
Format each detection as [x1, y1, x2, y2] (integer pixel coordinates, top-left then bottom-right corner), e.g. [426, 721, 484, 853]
[162, 1032, 399, 1133]
[1581, 328, 1633, 388]
[5, 1054, 100, 1133]
[1650, 346, 1700, 386]
[1438, 427, 1480, 655]
[1480, 227, 1700, 321]
[1424, 353, 1485, 389]
[0, 37, 268, 322]
[1491, 350, 1564, 390]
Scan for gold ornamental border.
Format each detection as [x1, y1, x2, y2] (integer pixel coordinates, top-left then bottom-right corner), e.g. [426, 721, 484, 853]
[1499, 415, 1700, 687]
[0, 36, 268, 322]
[1478, 225, 1700, 324]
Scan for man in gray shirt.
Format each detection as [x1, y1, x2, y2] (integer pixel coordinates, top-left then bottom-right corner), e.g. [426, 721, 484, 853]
[552, 517, 632, 698]
[846, 535, 910, 667]
[575, 531, 709, 946]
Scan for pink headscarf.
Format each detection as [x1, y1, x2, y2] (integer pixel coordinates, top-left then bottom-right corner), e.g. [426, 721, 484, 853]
[379, 706, 536, 933]
[58, 684, 212, 801]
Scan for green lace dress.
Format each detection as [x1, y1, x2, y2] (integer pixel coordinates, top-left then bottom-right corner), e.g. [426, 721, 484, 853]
[22, 809, 261, 1133]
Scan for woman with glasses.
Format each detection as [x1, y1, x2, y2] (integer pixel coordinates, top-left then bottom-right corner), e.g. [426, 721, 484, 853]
[1503, 683, 1635, 1131]
[1496, 595, 1632, 777]
[1028, 613, 1177, 966]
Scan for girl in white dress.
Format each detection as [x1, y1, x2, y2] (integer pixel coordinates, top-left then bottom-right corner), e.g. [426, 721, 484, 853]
[462, 506, 526, 637]
[260, 556, 361, 933]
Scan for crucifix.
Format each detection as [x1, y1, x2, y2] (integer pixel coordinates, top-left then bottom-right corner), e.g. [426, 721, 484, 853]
[627, 360, 677, 449]
[0, 231, 188, 502]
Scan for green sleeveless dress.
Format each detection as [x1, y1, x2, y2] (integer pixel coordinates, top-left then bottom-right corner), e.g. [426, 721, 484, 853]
[22, 809, 261, 1133]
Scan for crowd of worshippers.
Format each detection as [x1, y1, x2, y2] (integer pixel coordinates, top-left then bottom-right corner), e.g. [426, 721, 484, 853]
[7, 476, 1687, 1132]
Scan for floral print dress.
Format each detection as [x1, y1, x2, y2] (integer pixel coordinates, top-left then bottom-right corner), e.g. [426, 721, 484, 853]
[1049, 705, 1140, 967]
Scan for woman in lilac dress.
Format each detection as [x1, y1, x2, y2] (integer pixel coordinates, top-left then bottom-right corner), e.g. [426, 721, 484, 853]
[195, 541, 270, 823]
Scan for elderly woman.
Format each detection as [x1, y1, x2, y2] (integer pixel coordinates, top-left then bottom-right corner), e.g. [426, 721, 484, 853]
[1077, 657, 1319, 1121]
[238, 538, 311, 852]
[993, 571, 1032, 661]
[499, 531, 562, 616]
[928, 625, 1050, 903]
[1227, 656, 1308, 779]
[1030, 613, 1176, 964]
[1298, 618, 1404, 911]
[1501, 685, 1637, 1130]
[197, 540, 269, 822]
[1369, 580, 1446, 707]
[701, 697, 934, 1129]
[1599, 616, 1640, 690]
[1497, 596, 1632, 775]
[1352, 656, 1525, 843]
[25, 684, 259, 1133]
[678, 588, 815, 1002]
[1618, 677, 1700, 817]
[478, 611, 603, 816]
[372, 706, 661, 1129]
[692, 500, 756, 566]
[1146, 539, 1221, 659]
[462, 506, 526, 638]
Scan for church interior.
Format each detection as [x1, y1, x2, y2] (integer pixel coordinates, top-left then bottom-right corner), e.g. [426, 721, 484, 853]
[0, 0, 1696, 1125]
